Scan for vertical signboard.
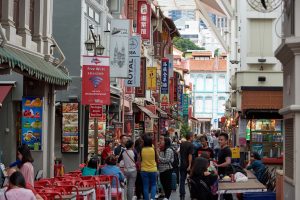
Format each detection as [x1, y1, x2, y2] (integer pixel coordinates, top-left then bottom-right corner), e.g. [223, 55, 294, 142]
[125, 35, 141, 87]
[169, 78, 174, 104]
[135, 57, 146, 97]
[183, 94, 189, 115]
[178, 84, 183, 116]
[89, 104, 103, 118]
[21, 97, 43, 150]
[160, 58, 169, 106]
[124, 115, 134, 136]
[62, 103, 79, 153]
[146, 67, 157, 90]
[110, 19, 130, 77]
[82, 56, 110, 105]
[137, 1, 151, 40]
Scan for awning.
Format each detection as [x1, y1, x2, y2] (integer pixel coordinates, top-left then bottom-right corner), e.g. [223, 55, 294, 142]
[0, 85, 12, 105]
[0, 46, 71, 86]
[137, 105, 159, 119]
[156, 107, 168, 118]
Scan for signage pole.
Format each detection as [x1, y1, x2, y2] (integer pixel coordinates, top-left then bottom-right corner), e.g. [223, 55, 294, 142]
[94, 117, 98, 155]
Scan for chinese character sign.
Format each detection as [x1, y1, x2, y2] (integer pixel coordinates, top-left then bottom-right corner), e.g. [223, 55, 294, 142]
[125, 36, 141, 87]
[137, 1, 151, 40]
[161, 58, 169, 94]
[146, 67, 157, 90]
[82, 56, 110, 105]
[183, 94, 189, 115]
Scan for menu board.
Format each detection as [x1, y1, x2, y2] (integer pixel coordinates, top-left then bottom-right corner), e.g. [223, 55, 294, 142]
[62, 103, 79, 153]
[88, 119, 106, 154]
[21, 97, 43, 150]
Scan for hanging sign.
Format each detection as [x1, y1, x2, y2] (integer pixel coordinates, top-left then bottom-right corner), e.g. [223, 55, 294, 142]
[137, 1, 151, 40]
[135, 57, 146, 97]
[89, 104, 103, 118]
[160, 58, 169, 106]
[125, 35, 141, 86]
[146, 67, 157, 90]
[82, 56, 110, 105]
[183, 94, 189, 115]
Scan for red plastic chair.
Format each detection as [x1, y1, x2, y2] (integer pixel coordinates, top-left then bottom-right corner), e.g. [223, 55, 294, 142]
[93, 175, 110, 200]
[42, 192, 63, 200]
[53, 180, 74, 186]
[109, 175, 122, 200]
[35, 179, 52, 187]
[60, 177, 82, 185]
[54, 185, 81, 199]
[81, 176, 94, 180]
[78, 179, 97, 188]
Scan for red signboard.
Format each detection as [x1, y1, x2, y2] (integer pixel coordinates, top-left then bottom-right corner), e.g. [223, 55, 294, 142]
[137, 1, 151, 40]
[90, 104, 103, 118]
[82, 56, 110, 105]
[135, 57, 146, 97]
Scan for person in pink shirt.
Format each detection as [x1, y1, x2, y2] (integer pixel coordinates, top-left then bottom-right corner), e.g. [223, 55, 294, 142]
[17, 145, 34, 187]
[0, 171, 36, 200]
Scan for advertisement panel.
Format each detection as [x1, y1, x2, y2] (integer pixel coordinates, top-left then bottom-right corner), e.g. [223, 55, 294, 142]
[62, 103, 79, 153]
[146, 67, 157, 90]
[125, 36, 141, 87]
[110, 19, 130, 77]
[82, 56, 110, 105]
[89, 104, 103, 118]
[21, 97, 43, 151]
[160, 58, 169, 106]
[137, 1, 151, 40]
[124, 115, 134, 136]
[135, 57, 146, 97]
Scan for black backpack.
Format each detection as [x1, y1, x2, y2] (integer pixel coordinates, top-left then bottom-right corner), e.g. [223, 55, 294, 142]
[225, 163, 247, 177]
[170, 147, 179, 169]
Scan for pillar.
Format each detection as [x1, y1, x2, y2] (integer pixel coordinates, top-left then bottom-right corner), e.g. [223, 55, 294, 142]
[1, 0, 16, 41]
[18, 0, 32, 47]
[32, 0, 44, 53]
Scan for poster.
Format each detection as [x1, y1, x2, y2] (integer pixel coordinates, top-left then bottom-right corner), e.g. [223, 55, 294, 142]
[21, 97, 43, 151]
[61, 103, 79, 153]
[146, 67, 157, 90]
[110, 19, 130, 78]
[145, 115, 154, 133]
[137, 1, 151, 40]
[124, 115, 134, 136]
[88, 119, 106, 154]
[125, 36, 141, 87]
[135, 57, 146, 97]
[114, 122, 123, 140]
[82, 56, 110, 105]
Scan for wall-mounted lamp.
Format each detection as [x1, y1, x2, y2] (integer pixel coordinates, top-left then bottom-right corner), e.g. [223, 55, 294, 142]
[84, 25, 105, 55]
[258, 58, 266, 63]
[230, 60, 239, 64]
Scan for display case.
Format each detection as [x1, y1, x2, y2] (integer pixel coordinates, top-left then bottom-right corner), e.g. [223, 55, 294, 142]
[248, 119, 283, 158]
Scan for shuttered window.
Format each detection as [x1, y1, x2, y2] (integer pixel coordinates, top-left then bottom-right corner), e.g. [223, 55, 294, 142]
[285, 118, 294, 179]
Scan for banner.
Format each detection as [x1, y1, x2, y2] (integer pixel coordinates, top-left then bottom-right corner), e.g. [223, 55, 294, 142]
[135, 57, 146, 97]
[169, 78, 174, 104]
[110, 19, 130, 77]
[166, 54, 174, 78]
[21, 97, 43, 151]
[89, 104, 103, 118]
[146, 67, 157, 90]
[62, 103, 79, 153]
[137, 1, 151, 40]
[183, 94, 189, 115]
[125, 36, 141, 87]
[178, 84, 183, 116]
[124, 115, 134, 136]
[161, 58, 169, 94]
[82, 56, 110, 105]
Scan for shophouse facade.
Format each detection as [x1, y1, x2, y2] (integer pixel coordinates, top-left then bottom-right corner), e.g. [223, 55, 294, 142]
[0, 0, 71, 177]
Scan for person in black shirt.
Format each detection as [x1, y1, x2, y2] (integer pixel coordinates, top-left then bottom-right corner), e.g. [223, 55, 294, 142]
[179, 132, 194, 200]
[114, 134, 128, 163]
[215, 132, 232, 200]
[198, 135, 214, 160]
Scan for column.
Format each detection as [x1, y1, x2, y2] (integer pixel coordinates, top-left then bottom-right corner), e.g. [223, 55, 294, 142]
[32, 0, 44, 53]
[18, 0, 32, 47]
[42, 0, 53, 55]
[1, 0, 16, 41]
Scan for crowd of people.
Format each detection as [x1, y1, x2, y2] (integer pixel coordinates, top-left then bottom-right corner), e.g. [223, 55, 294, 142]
[0, 129, 265, 200]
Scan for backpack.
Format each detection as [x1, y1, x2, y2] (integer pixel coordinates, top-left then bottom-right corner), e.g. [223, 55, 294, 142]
[169, 147, 179, 169]
[225, 163, 247, 177]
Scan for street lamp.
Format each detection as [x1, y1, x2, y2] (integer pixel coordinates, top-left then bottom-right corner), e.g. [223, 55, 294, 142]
[84, 25, 105, 156]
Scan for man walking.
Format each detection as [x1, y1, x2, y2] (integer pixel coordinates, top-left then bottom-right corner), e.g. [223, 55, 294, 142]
[179, 132, 194, 200]
[114, 134, 128, 163]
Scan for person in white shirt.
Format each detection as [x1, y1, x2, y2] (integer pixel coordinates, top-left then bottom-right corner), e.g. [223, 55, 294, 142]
[122, 140, 137, 200]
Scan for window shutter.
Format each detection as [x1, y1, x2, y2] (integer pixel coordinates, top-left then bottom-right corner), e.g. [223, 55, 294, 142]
[285, 118, 294, 179]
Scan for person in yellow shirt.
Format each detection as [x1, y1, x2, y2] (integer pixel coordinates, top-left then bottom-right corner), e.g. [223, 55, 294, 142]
[141, 135, 158, 200]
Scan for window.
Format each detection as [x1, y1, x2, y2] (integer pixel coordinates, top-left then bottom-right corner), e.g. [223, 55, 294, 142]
[205, 97, 212, 113]
[29, 0, 34, 34]
[83, 2, 87, 13]
[196, 76, 204, 91]
[185, 24, 189, 29]
[95, 12, 100, 23]
[88, 7, 94, 18]
[218, 75, 226, 91]
[190, 77, 195, 89]
[205, 75, 213, 91]
[195, 97, 203, 113]
[218, 97, 225, 113]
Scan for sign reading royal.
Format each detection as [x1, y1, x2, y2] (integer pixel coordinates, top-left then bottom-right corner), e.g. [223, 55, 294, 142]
[125, 35, 141, 87]
[110, 19, 130, 78]
[82, 56, 110, 105]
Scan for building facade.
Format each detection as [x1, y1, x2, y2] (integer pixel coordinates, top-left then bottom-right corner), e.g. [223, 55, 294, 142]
[168, 9, 195, 21]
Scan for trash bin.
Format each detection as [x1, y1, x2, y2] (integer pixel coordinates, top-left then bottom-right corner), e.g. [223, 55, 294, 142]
[243, 192, 276, 200]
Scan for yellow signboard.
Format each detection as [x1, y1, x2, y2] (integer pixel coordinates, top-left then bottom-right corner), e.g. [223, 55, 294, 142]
[231, 147, 240, 159]
[146, 67, 157, 90]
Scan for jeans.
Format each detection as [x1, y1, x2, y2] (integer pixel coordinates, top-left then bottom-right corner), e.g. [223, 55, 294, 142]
[179, 168, 188, 197]
[160, 169, 172, 199]
[125, 170, 137, 200]
[135, 172, 143, 199]
[141, 171, 157, 200]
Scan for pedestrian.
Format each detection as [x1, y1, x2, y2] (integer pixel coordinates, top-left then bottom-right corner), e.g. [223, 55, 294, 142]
[122, 139, 137, 200]
[157, 136, 174, 200]
[179, 132, 194, 200]
[189, 157, 218, 200]
[212, 131, 220, 160]
[101, 141, 113, 165]
[214, 132, 232, 200]
[17, 144, 34, 187]
[192, 135, 202, 159]
[114, 135, 128, 163]
[0, 171, 36, 200]
[198, 135, 214, 160]
[81, 156, 99, 176]
[134, 137, 144, 200]
[140, 135, 158, 200]
[246, 152, 266, 181]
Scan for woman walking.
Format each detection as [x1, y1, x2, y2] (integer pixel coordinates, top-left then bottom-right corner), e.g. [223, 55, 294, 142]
[17, 144, 34, 187]
[140, 135, 158, 200]
[157, 136, 174, 200]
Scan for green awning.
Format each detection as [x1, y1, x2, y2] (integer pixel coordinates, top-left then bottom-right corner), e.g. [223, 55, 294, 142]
[0, 45, 71, 86]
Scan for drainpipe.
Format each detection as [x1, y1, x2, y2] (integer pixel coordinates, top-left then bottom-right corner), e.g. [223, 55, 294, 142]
[0, 24, 8, 47]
